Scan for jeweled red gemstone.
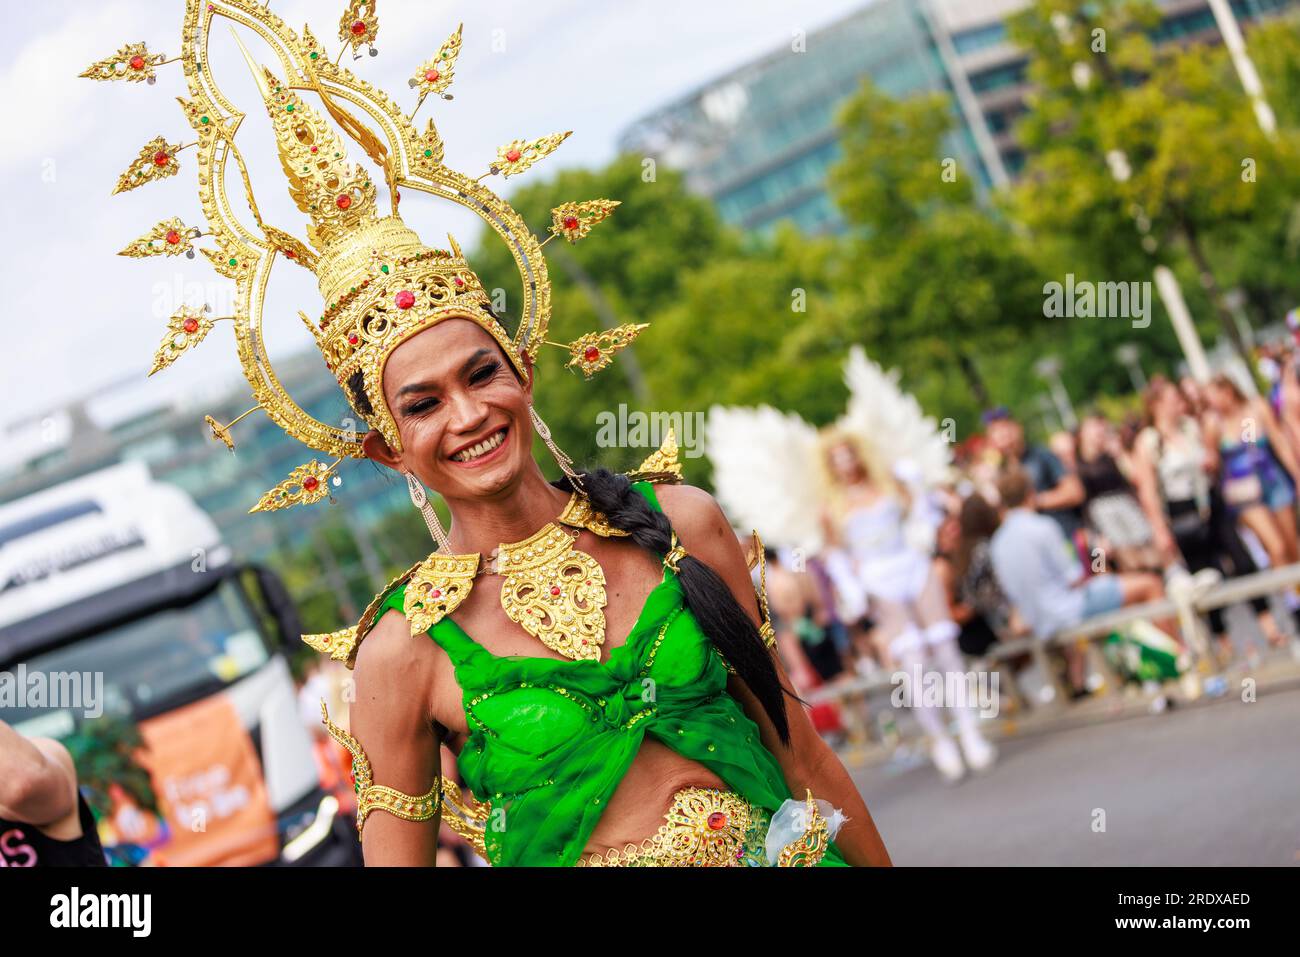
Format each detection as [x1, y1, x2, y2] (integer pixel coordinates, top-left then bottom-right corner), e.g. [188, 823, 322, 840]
[707, 812, 727, 830]
[130, 55, 146, 71]
[302, 475, 320, 492]
[309, 145, 318, 154]
[454, 276, 465, 287]
[564, 216, 579, 230]
[347, 333, 359, 345]
[550, 585, 561, 596]
[153, 150, 170, 166]
[584, 346, 601, 363]
[425, 69, 440, 82]
[351, 19, 367, 35]
[505, 148, 521, 162]
[431, 589, 442, 599]
[182, 317, 199, 333]
[394, 290, 415, 309]
[335, 193, 352, 210]
[285, 249, 297, 259]
[165, 230, 181, 245]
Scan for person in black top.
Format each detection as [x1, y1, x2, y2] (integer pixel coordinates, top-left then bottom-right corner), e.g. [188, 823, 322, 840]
[0, 719, 106, 867]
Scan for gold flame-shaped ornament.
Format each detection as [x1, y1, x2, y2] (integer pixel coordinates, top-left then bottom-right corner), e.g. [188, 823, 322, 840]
[338, 0, 379, 53]
[119, 218, 196, 259]
[150, 307, 216, 376]
[628, 427, 684, 484]
[551, 200, 620, 244]
[492, 132, 572, 178]
[255, 66, 378, 249]
[249, 461, 341, 513]
[80, 42, 167, 83]
[565, 323, 650, 378]
[410, 23, 462, 99]
[112, 137, 182, 195]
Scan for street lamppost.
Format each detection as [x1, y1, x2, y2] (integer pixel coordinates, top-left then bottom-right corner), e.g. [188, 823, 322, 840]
[1207, 0, 1278, 139]
[1033, 393, 1061, 436]
[1116, 343, 1147, 393]
[1052, 10, 1226, 377]
[1035, 356, 1077, 431]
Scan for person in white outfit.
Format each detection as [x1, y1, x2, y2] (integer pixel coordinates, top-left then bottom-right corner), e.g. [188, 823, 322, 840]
[818, 430, 996, 782]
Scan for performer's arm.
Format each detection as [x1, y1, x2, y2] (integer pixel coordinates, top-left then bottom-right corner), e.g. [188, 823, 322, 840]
[349, 610, 444, 866]
[659, 485, 892, 867]
[0, 721, 75, 826]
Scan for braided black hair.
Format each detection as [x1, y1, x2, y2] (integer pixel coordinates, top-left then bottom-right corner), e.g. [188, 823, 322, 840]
[574, 467, 793, 746]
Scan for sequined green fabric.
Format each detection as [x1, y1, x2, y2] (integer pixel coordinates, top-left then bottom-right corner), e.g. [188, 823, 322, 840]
[376, 482, 846, 867]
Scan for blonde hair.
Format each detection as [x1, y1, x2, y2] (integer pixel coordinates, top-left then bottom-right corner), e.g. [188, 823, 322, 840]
[816, 426, 903, 520]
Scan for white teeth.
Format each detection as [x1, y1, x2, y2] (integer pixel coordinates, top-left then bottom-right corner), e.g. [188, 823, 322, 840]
[452, 429, 505, 462]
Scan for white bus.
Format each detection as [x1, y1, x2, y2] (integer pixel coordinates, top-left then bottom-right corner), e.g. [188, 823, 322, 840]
[0, 461, 359, 866]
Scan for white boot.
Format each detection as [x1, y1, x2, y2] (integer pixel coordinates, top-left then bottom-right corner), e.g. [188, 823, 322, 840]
[930, 735, 966, 783]
[958, 725, 997, 773]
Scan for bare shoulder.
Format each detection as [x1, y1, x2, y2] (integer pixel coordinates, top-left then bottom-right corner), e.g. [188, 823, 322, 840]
[351, 609, 438, 732]
[652, 484, 734, 553]
[652, 484, 755, 609]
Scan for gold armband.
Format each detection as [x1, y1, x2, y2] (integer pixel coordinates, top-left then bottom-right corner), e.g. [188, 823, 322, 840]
[320, 702, 441, 839]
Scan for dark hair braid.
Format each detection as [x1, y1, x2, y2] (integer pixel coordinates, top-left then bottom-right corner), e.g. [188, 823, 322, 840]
[574, 467, 793, 746]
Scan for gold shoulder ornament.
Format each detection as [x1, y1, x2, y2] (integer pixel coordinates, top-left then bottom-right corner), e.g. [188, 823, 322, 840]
[627, 428, 683, 485]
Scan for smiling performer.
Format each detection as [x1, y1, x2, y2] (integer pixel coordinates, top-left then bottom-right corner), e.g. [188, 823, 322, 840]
[88, 0, 888, 867]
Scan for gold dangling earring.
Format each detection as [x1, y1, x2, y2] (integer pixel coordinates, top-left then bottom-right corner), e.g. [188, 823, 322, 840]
[530, 405, 585, 492]
[405, 471, 452, 552]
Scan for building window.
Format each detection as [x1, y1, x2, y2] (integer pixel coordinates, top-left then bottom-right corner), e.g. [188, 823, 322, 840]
[951, 21, 1008, 55]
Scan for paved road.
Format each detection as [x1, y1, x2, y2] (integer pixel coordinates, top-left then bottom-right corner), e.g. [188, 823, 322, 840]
[852, 686, 1300, 865]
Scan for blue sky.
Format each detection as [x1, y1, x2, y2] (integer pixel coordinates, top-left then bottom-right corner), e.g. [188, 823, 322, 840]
[3, 0, 870, 429]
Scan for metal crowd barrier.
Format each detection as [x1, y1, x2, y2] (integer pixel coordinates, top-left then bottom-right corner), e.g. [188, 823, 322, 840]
[807, 563, 1300, 719]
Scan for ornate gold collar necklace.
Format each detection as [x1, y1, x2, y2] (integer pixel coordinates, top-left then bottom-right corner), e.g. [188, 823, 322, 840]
[403, 492, 628, 661]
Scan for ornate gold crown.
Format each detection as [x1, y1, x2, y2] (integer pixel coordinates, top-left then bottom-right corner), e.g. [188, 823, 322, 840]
[87, 0, 647, 511]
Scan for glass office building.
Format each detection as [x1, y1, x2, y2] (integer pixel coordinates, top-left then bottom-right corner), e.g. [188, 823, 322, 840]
[619, 0, 1299, 235]
[618, 0, 998, 235]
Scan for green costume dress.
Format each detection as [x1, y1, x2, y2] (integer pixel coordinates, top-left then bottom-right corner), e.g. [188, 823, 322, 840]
[372, 482, 847, 866]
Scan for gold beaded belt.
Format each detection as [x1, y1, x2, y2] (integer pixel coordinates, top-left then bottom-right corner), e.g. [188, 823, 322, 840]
[576, 785, 830, 867]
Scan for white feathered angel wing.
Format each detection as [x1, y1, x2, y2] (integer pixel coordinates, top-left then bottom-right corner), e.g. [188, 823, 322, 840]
[839, 345, 952, 488]
[705, 404, 825, 552]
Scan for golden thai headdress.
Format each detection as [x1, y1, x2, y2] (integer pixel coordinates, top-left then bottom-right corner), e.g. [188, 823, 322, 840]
[87, 0, 647, 511]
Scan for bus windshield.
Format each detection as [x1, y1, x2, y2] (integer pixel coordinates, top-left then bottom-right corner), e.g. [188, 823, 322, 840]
[1, 578, 272, 737]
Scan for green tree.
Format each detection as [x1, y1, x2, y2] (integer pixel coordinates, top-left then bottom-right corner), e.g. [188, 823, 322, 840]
[828, 79, 1049, 429]
[1008, 0, 1300, 360]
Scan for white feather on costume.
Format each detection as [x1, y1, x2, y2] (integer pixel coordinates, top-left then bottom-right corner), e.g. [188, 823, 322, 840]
[705, 346, 953, 556]
[704, 404, 827, 552]
[839, 345, 952, 489]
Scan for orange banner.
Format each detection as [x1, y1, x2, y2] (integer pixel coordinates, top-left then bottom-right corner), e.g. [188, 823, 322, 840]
[135, 692, 278, 866]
